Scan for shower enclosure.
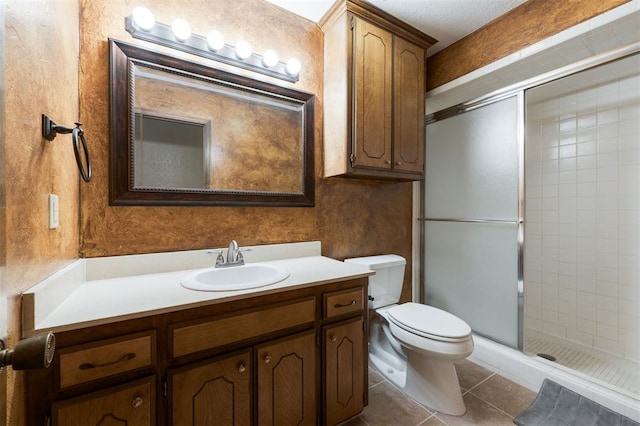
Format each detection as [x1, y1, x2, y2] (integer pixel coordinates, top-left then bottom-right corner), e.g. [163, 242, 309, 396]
[423, 50, 639, 398]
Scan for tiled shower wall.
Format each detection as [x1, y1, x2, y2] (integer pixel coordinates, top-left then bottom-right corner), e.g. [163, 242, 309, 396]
[524, 57, 640, 363]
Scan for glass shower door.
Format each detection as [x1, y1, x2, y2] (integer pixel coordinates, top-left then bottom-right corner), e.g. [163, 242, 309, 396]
[424, 95, 522, 348]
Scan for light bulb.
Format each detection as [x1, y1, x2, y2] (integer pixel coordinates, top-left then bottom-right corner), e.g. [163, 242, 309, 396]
[286, 58, 301, 76]
[132, 7, 155, 31]
[207, 30, 225, 51]
[171, 19, 191, 42]
[262, 49, 279, 68]
[236, 41, 252, 60]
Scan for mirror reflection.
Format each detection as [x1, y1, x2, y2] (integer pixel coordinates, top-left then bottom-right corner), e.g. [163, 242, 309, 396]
[109, 39, 315, 206]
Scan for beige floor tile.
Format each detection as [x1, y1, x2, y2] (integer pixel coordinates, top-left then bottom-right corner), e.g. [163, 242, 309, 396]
[419, 414, 448, 425]
[369, 366, 385, 387]
[361, 381, 433, 426]
[468, 374, 536, 418]
[338, 415, 369, 426]
[433, 393, 515, 426]
[454, 360, 493, 391]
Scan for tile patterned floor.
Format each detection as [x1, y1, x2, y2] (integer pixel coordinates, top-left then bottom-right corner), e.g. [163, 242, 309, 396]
[342, 360, 537, 426]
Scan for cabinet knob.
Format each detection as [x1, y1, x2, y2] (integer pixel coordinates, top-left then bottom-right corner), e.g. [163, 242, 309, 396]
[396, 161, 402, 166]
[264, 355, 272, 364]
[330, 335, 337, 343]
[238, 363, 246, 373]
[132, 397, 143, 409]
[386, 160, 391, 164]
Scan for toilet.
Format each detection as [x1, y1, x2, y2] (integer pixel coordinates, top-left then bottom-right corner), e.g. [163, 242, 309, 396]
[345, 254, 473, 416]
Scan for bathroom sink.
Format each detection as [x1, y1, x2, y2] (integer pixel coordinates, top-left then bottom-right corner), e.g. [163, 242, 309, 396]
[181, 263, 290, 291]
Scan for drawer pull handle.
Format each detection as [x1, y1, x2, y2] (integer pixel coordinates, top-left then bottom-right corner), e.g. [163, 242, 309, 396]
[79, 352, 136, 370]
[238, 363, 246, 373]
[132, 397, 143, 409]
[264, 355, 272, 364]
[334, 300, 356, 308]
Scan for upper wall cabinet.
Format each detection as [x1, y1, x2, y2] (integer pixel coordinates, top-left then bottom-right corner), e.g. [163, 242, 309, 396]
[321, 0, 436, 181]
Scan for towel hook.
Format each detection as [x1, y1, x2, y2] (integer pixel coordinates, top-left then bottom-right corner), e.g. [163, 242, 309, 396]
[42, 114, 92, 182]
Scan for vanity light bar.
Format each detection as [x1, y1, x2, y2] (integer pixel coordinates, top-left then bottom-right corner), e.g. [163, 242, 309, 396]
[125, 14, 300, 83]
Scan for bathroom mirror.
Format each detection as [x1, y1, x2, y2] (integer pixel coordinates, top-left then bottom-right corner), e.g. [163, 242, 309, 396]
[109, 39, 315, 206]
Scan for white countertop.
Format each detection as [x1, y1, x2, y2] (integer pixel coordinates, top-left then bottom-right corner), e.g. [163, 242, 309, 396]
[22, 242, 373, 336]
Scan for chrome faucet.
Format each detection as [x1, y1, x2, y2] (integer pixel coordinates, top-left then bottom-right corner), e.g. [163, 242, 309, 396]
[226, 240, 239, 264]
[213, 240, 247, 268]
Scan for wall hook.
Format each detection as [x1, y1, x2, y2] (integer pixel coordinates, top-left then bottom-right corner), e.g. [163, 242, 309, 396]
[42, 114, 92, 182]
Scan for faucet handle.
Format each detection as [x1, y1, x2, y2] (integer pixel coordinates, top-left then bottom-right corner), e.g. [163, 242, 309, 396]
[207, 250, 225, 266]
[236, 248, 251, 265]
[236, 248, 252, 264]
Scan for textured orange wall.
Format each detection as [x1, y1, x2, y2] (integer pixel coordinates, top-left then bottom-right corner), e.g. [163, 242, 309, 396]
[426, 0, 631, 90]
[4, 0, 80, 423]
[78, 0, 413, 272]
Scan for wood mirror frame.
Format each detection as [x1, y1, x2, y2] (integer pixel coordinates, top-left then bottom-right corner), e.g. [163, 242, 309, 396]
[109, 39, 315, 207]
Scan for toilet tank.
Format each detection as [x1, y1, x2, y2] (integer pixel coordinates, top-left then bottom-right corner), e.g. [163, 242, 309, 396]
[344, 255, 406, 309]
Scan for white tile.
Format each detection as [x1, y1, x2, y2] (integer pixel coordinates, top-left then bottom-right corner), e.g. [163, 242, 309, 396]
[597, 294, 618, 311]
[597, 308, 619, 326]
[566, 328, 594, 347]
[577, 154, 597, 169]
[594, 336, 624, 356]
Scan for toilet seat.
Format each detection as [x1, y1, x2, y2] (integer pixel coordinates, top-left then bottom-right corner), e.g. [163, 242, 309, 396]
[387, 303, 472, 343]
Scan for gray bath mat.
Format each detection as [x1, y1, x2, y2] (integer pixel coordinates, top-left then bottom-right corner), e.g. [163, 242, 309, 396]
[514, 379, 639, 426]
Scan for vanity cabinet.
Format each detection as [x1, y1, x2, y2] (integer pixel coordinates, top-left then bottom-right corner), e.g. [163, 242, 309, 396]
[26, 278, 368, 426]
[169, 351, 251, 425]
[256, 331, 317, 425]
[52, 377, 155, 425]
[324, 318, 364, 425]
[169, 332, 316, 426]
[321, 0, 435, 181]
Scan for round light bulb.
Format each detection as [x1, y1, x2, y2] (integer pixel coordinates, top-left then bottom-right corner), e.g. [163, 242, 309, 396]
[132, 7, 155, 31]
[286, 58, 301, 76]
[207, 30, 225, 51]
[262, 49, 279, 68]
[171, 19, 191, 42]
[235, 41, 252, 60]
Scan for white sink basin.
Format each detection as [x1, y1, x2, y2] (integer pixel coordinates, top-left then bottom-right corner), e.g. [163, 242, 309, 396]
[181, 263, 290, 291]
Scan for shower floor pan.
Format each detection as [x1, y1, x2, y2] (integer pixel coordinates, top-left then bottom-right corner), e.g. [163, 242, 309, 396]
[524, 329, 639, 397]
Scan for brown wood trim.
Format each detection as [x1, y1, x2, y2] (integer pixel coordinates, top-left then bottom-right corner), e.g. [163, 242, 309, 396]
[57, 330, 156, 389]
[171, 297, 316, 358]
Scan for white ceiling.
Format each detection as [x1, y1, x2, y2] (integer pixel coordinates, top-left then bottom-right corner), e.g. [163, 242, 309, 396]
[264, 0, 528, 56]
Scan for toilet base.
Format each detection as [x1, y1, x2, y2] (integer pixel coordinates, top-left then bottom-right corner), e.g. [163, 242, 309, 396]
[369, 351, 466, 416]
[404, 351, 466, 416]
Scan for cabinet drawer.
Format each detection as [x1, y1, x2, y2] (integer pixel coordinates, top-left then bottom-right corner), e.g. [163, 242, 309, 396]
[324, 288, 364, 318]
[52, 376, 154, 425]
[172, 297, 315, 358]
[58, 331, 155, 389]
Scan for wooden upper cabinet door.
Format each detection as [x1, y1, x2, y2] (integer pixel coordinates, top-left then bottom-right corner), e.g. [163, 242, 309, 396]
[324, 318, 364, 426]
[393, 36, 425, 173]
[170, 351, 251, 426]
[256, 331, 316, 426]
[352, 16, 393, 170]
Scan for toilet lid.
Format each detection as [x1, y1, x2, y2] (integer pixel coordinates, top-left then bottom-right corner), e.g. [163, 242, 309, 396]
[387, 303, 471, 340]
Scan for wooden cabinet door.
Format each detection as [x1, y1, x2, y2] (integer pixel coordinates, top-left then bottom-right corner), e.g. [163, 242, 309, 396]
[256, 331, 316, 426]
[324, 318, 364, 426]
[393, 36, 425, 173]
[352, 16, 393, 170]
[170, 351, 251, 426]
[52, 377, 154, 426]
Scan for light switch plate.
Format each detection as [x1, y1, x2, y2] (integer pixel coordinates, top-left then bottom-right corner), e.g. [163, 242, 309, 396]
[49, 194, 59, 229]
